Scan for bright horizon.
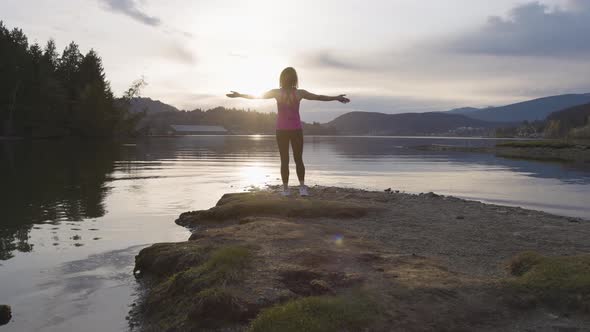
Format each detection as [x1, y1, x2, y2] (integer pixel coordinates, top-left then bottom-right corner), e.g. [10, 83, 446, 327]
[2, 0, 590, 122]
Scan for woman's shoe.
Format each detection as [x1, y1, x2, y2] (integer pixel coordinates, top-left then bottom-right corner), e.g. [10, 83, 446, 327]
[299, 186, 309, 197]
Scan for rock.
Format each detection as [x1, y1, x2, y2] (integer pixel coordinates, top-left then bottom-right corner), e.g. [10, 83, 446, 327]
[175, 191, 376, 227]
[0, 305, 11, 326]
[239, 217, 258, 224]
[456, 216, 465, 220]
[309, 279, 333, 294]
[384, 188, 391, 192]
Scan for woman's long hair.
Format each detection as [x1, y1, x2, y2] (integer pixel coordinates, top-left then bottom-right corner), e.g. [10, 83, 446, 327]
[279, 67, 298, 89]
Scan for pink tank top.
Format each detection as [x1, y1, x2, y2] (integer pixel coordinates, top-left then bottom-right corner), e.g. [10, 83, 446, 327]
[276, 89, 302, 130]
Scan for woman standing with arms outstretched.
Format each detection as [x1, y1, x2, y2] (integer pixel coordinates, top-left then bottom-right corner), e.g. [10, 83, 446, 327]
[227, 67, 350, 196]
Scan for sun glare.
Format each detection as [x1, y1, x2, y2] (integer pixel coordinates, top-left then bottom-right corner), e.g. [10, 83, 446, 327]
[228, 55, 288, 97]
[239, 163, 271, 187]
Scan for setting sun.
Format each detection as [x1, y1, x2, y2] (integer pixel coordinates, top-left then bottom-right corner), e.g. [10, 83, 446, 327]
[224, 55, 289, 96]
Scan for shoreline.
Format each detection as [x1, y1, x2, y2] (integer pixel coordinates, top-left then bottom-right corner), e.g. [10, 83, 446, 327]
[131, 186, 590, 331]
[412, 142, 590, 162]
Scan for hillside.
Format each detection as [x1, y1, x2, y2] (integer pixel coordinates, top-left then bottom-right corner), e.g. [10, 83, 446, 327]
[327, 111, 499, 136]
[546, 102, 590, 124]
[545, 102, 590, 138]
[452, 93, 590, 123]
[128, 97, 180, 114]
[137, 106, 338, 135]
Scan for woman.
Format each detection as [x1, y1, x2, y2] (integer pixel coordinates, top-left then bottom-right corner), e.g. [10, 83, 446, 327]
[227, 67, 350, 196]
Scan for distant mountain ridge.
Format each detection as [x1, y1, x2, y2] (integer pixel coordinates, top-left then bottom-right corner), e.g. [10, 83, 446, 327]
[130, 93, 590, 137]
[327, 111, 498, 136]
[447, 93, 590, 122]
[446, 107, 481, 115]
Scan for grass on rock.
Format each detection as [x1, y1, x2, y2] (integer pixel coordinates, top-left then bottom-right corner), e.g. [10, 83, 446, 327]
[142, 245, 253, 329]
[507, 251, 590, 311]
[248, 293, 381, 332]
[177, 192, 372, 226]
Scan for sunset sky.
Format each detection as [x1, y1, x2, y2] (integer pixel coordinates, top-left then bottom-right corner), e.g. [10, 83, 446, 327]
[2, 0, 590, 121]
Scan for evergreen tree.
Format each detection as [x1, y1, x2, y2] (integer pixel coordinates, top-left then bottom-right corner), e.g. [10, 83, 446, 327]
[0, 23, 143, 138]
[57, 42, 83, 131]
[76, 50, 116, 136]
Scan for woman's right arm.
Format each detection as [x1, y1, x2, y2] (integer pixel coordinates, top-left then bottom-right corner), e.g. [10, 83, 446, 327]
[300, 90, 350, 103]
[226, 90, 279, 99]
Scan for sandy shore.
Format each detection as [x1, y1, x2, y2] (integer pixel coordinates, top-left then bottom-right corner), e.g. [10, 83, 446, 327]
[131, 186, 590, 331]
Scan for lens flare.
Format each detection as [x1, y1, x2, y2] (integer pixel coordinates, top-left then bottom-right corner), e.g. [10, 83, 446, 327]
[333, 234, 344, 246]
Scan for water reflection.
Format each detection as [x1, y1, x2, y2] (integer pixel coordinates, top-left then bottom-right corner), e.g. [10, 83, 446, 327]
[0, 140, 119, 260]
[1, 136, 589, 262]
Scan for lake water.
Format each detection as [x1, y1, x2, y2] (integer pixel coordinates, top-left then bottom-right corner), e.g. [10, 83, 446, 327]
[1, 136, 589, 331]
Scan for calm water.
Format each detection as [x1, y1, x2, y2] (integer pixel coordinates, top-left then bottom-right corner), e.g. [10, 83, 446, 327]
[1, 136, 589, 331]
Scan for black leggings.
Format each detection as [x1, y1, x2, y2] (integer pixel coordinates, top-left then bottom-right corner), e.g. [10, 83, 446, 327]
[276, 129, 305, 184]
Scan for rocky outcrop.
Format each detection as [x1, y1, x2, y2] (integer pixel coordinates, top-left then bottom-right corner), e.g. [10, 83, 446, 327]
[175, 191, 377, 228]
[133, 187, 590, 331]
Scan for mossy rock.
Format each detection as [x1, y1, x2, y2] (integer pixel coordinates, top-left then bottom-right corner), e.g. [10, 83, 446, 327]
[176, 192, 374, 227]
[151, 246, 252, 296]
[134, 242, 208, 278]
[189, 287, 247, 326]
[506, 252, 590, 311]
[0, 305, 11, 326]
[248, 293, 381, 332]
[139, 246, 254, 330]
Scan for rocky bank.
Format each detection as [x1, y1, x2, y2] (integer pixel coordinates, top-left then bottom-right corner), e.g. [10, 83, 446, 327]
[132, 186, 590, 331]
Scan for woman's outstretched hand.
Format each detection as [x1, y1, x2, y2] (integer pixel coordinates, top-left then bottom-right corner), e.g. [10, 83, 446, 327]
[226, 91, 241, 98]
[337, 94, 350, 104]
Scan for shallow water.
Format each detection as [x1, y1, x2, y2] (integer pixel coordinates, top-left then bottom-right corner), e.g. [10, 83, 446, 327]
[1, 136, 589, 331]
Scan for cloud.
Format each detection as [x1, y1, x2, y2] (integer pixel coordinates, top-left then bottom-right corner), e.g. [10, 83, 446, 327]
[99, 0, 161, 27]
[448, 1, 590, 56]
[162, 43, 196, 64]
[300, 51, 374, 71]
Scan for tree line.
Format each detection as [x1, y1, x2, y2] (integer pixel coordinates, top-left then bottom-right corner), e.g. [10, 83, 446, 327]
[0, 22, 143, 138]
[495, 103, 590, 139]
[139, 106, 339, 135]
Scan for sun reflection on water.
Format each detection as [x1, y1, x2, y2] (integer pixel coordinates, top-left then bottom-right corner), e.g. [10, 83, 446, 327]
[239, 163, 272, 188]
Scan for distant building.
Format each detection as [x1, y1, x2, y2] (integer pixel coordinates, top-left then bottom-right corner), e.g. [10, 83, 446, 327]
[168, 125, 228, 135]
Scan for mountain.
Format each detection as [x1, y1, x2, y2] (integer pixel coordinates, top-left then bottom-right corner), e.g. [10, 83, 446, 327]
[327, 111, 498, 136]
[128, 97, 180, 114]
[451, 93, 590, 123]
[446, 107, 481, 115]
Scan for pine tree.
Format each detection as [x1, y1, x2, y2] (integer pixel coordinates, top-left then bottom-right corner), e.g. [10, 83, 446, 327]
[0, 23, 142, 137]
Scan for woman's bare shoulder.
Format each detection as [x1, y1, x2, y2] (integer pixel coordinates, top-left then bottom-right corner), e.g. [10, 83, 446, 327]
[296, 89, 309, 97]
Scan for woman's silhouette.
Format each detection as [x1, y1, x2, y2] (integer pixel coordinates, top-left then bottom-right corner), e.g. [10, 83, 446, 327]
[227, 67, 350, 196]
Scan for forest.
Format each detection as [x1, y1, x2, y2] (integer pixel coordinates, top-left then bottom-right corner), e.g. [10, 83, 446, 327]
[495, 103, 590, 139]
[0, 22, 142, 138]
[138, 106, 338, 135]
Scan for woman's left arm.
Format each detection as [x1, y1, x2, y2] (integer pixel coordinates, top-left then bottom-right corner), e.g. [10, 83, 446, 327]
[299, 90, 350, 103]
